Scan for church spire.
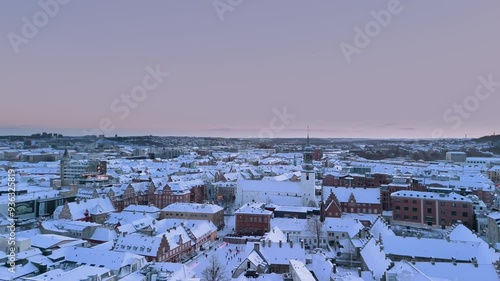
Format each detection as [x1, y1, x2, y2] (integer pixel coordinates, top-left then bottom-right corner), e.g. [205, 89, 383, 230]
[62, 149, 69, 161]
[306, 126, 310, 147]
[302, 128, 313, 171]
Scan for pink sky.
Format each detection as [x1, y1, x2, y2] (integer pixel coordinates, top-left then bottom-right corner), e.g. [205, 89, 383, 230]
[1, 1, 499, 138]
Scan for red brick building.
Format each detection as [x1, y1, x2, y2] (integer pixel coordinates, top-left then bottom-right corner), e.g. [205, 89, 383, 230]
[113, 230, 193, 262]
[153, 182, 191, 209]
[323, 187, 382, 218]
[381, 177, 427, 211]
[103, 182, 155, 212]
[160, 202, 225, 230]
[313, 148, 323, 161]
[235, 203, 273, 236]
[427, 183, 494, 207]
[186, 181, 206, 204]
[391, 191, 474, 229]
[322, 172, 391, 188]
[103, 179, 207, 212]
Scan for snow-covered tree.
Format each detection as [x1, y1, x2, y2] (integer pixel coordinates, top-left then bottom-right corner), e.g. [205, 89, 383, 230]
[202, 255, 230, 281]
[307, 215, 324, 249]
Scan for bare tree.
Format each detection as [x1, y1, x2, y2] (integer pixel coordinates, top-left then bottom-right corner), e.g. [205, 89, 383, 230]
[344, 238, 356, 268]
[307, 199, 317, 207]
[202, 255, 230, 281]
[307, 215, 324, 249]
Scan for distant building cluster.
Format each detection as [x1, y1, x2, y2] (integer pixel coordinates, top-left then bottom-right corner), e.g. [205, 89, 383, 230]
[1, 135, 500, 280]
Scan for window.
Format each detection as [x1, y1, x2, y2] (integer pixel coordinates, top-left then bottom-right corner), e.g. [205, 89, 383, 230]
[412, 208, 417, 212]
[404, 207, 409, 211]
[395, 206, 400, 210]
[404, 215, 409, 219]
[440, 202, 445, 206]
[451, 211, 457, 216]
[412, 200, 417, 204]
[462, 212, 468, 217]
[451, 203, 456, 207]
[463, 204, 468, 208]
[427, 208, 432, 214]
[412, 216, 418, 221]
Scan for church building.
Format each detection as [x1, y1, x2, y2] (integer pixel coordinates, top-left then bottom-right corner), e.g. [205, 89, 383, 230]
[235, 134, 316, 207]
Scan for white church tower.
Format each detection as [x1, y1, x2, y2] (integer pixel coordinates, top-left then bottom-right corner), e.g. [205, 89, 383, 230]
[301, 130, 316, 206]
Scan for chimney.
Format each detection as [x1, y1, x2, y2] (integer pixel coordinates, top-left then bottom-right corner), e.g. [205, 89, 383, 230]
[289, 240, 293, 248]
[261, 240, 265, 247]
[76, 198, 80, 204]
[411, 257, 416, 265]
[452, 257, 457, 265]
[333, 264, 337, 274]
[268, 240, 271, 247]
[254, 243, 260, 252]
[431, 257, 435, 265]
[279, 240, 282, 248]
[300, 240, 304, 249]
[357, 267, 362, 277]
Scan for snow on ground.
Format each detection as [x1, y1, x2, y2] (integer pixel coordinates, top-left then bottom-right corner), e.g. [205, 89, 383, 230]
[188, 242, 246, 279]
[219, 215, 236, 236]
